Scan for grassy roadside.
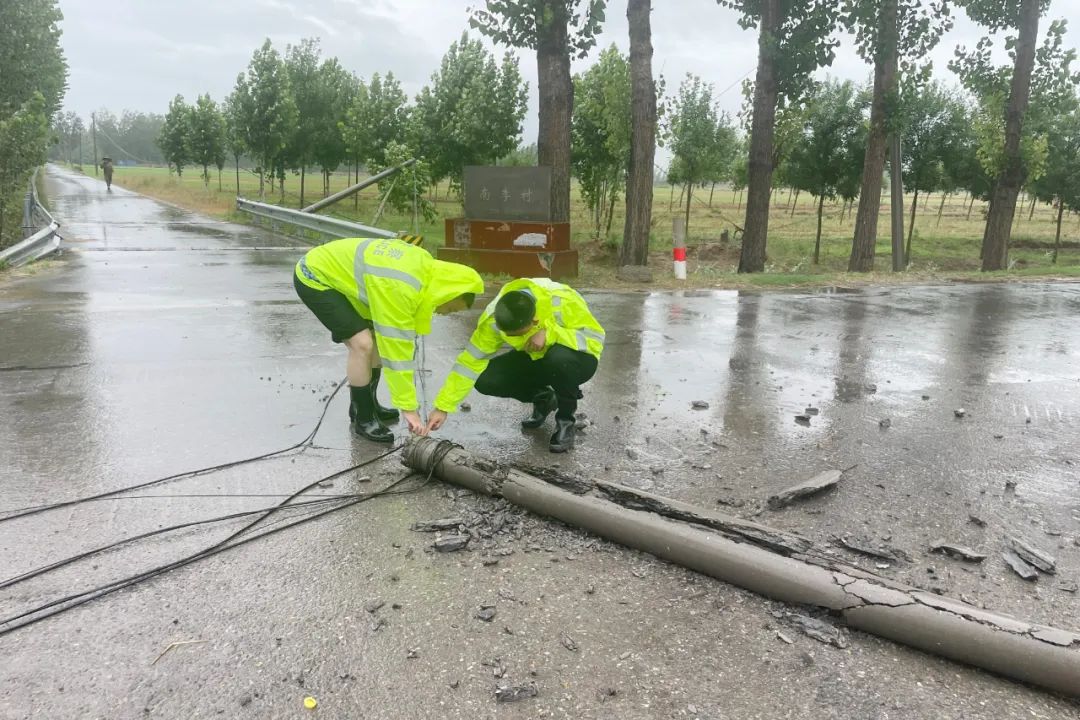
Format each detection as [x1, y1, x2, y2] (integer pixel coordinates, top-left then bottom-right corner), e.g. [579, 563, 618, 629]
[68, 163, 1080, 291]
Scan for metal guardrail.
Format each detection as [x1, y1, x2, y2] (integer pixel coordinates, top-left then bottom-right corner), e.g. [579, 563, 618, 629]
[235, 197, 397, 241]
[1, 168, 61, 269]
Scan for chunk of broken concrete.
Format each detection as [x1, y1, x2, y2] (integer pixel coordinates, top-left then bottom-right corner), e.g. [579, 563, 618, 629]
[475, 606, 497, 622]
[495, 682, 539, 703]
[1007, 537, 1056, 574]
[794, 414, 812, 426]
[954, 408, 966, 418]
[930, 541, 987, 563]
[789, 614, 848, 649]
[433, 534, 470, 552]
[1002, 550, 1039, 581]
[767, 470, 842, 509]
[560, 634, 578, 651]
[413, 517, 464, 533]
[834, 536, 907, 562]
[691, 400, 709, 410]
[364, 598, 386, 613]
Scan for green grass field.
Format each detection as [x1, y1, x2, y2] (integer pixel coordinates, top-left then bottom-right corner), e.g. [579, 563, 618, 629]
[79, 163, 1080, 289]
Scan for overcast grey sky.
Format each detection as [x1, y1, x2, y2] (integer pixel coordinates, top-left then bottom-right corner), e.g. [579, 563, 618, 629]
[59, 0, 1080, 144]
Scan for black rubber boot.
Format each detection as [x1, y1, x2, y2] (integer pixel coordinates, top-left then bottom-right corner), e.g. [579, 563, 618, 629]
[521, 387, 557, 429]
[549, 418, 576, 453]
[349, 385, 393, 443]
[370, 367, 400, 423]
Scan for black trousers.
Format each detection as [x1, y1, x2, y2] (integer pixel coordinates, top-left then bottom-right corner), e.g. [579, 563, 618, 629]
[475, 345, 598, 420]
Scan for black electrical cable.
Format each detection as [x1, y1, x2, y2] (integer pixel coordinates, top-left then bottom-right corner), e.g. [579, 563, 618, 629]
[0, 445, 400, 605]
[1, 482, 390, 591]
[0, 379, 349, 522]
[0, 440, 457, 637]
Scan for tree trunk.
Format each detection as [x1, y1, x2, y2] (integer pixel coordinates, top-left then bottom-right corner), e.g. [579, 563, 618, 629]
[849, 0, 899, 272]
[669, 183, 675, 211]
[300, 166, 306, 208]
[606, 184, 617, 239]
[738, 0, 780, 274]
[906, 188, 919, 264]
[709, 182, 716, 207]
[982, 0, 1040, 271]
[967, 193, 976, 221]
[218, 168, 222, 192]
[685, 182, 693, 242]
[536, 1, 573, 224]
[936, 191, 947, 226]
[235, 156, 240, 196]
[1054, 199, 1064, 264]
[738, 188, 743, 211]
[790, 189, 800, 217]
[1028, 193, 1037, 221]
[814, 193, 825, 264]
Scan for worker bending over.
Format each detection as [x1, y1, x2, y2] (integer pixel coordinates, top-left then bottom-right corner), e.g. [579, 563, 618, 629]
[294, 237, 483, 443]
[427, 278, 604, 453]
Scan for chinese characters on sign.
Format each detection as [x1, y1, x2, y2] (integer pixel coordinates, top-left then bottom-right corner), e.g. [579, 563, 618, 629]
[463, 166, 552, 222]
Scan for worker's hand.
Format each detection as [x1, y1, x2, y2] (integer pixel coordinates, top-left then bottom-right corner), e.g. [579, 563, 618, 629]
[526, 328, 547, 352]
[402, 410, 427, 436]
[426, 410, 448, 434]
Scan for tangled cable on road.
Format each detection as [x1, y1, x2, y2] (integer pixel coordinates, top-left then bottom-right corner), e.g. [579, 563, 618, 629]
[0, 379, 350, 522]
[0, 374, 460, 638]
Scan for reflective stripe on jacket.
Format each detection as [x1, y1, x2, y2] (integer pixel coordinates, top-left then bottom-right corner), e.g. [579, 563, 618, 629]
[296, 238, 483, 410]
[434, 278, 604, 412]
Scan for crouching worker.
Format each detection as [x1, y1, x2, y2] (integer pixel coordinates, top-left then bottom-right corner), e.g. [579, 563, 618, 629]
[427, 279, 604, 453]
[294, 237, 484, 443]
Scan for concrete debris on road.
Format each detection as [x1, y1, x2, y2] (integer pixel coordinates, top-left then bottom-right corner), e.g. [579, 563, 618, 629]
[412, 518, 464, 532]
[794, 414, 812, 426]
[363, 599, 385, 613]
[691, 400, 709, 410]
[1002, 550, 1039, 581]
[789, 614, 849, 649]
[495, 682, 539, 703]
[1007, 537, 1056, 574]
[767, 470, 842, 509]
[954, 408, 966, 417]
[968, 514, 987, 527]
[475, 606, 497, 622]
[833, 536, 909, 562]
[878, 418, 892, 429]
[433, 534, 470, 552]
[560, 634, 579, 651]
[930, 541, 987, 563]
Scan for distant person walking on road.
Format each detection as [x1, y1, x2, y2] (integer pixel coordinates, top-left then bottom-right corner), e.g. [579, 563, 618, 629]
[427, 278, 604, 453]
[100, 156, 114, 190]
[294, 237, 484, 443]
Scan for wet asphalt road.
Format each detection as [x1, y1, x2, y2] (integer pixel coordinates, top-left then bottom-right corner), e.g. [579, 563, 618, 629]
[1, 165, 1078, 719]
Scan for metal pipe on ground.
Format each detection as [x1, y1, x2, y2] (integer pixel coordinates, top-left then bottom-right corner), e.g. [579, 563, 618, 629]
[301, 159, 416, 214]
[403, 439, 1080, 698]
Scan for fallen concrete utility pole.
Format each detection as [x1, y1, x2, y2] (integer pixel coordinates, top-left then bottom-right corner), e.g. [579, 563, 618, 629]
[404, 439, 1080, 698]
[301, 159, 416, 214]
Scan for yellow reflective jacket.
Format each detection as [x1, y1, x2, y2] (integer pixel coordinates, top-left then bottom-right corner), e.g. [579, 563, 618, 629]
[434, 278, 604, 412]
[296, 238, 484, 411]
